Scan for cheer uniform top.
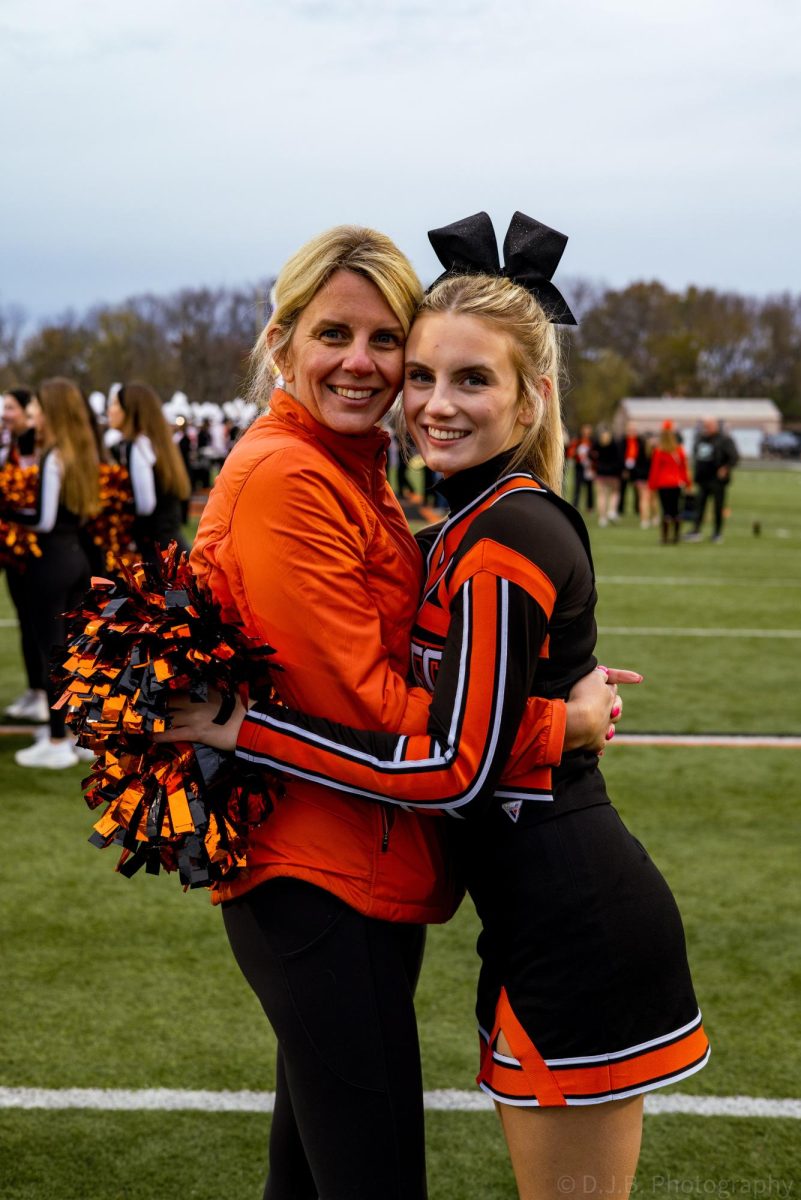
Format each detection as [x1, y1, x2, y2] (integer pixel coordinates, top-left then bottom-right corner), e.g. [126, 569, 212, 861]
[237, 450, 710, 1107]
[115, 435, 187, 559]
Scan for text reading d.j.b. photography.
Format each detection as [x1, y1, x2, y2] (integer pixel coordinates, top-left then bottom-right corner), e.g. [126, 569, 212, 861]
[556, 1177, 795, 1197]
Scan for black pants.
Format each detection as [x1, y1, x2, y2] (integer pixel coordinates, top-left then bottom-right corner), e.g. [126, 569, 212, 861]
[657, 487, 682, 520]
[5, 567, 45, 691]
[222, 877, 428, 1200]
[571, 467, 594, 511]
[694, 478, 727, 536]
[26, 533, 90, 737]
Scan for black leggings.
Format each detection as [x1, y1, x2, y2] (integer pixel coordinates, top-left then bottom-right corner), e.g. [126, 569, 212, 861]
[5, 567, 45, 691]
[222, 877, 428, 1200]
[25, 533, 90, 738]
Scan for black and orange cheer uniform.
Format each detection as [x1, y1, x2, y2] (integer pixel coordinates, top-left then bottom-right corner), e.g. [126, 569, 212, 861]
[237, 450, 710, 1108]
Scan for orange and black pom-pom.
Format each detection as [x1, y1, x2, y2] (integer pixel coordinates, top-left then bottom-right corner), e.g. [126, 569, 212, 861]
[0, 463, 42, 568]
[54, 542, 282, 889]
[84, 463, 136, 572]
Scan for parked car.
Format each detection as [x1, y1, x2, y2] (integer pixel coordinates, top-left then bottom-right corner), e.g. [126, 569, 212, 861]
[761, 431, 801, 459]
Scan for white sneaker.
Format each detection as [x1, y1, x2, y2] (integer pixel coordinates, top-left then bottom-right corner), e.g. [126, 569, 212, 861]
[15, 739, 79, 770]
[6, 689, 50, 723]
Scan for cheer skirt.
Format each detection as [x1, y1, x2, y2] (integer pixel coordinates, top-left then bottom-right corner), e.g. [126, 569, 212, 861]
[460, 801, 710, 1107]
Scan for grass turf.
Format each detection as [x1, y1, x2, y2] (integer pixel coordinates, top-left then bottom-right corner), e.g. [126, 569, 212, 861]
[1, 467, 800, 1197]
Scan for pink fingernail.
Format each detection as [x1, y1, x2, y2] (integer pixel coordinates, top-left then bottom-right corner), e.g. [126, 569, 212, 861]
[605, 727, 616, 741]
[611, 704, 622, 719]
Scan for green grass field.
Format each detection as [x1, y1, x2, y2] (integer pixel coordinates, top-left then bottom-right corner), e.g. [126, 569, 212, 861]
[2, 468, 800, 1198]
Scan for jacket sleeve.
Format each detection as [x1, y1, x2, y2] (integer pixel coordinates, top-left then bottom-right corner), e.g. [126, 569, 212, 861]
[236, 536, 563, 817]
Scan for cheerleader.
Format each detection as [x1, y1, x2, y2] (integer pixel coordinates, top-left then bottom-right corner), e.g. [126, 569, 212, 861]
[106, 382, 191, 561]
[12, 378, 99, 769]
[2, 387, 49, 723]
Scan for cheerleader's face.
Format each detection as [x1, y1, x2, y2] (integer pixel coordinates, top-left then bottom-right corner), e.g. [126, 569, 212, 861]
[26, 396, 46, 437]
[2, 394, 28, 437]
[403, 312, 533, 477]
[277, 270, 406, 436]
[107, 395, 124, 430]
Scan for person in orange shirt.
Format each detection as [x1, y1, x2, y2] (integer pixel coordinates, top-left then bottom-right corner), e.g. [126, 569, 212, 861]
[180, 224, 627, 1200]
[647, 420, 691, 544]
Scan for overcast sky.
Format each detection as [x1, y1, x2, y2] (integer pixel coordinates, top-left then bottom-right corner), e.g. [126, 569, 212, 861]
[2, 0, 800, 322]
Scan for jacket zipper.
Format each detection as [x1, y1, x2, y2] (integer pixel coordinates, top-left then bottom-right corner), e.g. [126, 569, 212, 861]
[380, 805, 395, 853]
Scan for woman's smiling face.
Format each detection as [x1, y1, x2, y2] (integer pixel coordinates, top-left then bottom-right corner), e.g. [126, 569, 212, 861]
[277, 269, 406, 436]
[403, 311, 532, 477]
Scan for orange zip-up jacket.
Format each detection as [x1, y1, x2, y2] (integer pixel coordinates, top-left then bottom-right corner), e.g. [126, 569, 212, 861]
[191, 390, 564, 921]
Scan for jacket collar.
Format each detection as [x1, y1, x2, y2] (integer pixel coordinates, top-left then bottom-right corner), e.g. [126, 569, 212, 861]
[268, 388, 390, 492]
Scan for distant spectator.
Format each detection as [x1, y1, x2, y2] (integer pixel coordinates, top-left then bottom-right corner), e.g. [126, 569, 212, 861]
[592, 426, 623, 527]
[618, 421, 653, 528]
[648, 420, 691, 545]
[684, 418, 739, 543]
[566, 422, 595, 511]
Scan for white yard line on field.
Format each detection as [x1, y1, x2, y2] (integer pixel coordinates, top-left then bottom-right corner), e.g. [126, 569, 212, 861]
[615, 734, 801, 748]
[597, 575, 801, 588]
[598, 627, 801, 638]
[0, 1087, 798, 1119]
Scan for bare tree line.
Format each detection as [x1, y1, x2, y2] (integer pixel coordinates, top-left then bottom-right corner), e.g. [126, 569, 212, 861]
[2, 278, 799, 425]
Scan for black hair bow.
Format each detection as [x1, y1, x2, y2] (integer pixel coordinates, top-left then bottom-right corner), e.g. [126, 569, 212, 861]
[427, 210, 577, 325]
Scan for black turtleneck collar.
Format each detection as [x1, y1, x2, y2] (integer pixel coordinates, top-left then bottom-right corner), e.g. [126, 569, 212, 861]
[435, 449, 533, 516]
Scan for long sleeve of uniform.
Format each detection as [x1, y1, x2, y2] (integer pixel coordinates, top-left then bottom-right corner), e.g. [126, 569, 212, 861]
[237, 532, 563, 818]
[12, 450, 61, 531]
[128, 436, 157, 516]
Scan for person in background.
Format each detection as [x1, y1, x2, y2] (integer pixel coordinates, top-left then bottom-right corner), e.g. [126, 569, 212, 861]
[684, 417, 739, 543]
[10, 378, 99, 768]
[648, 420, 691, 544]
[618, 420, 653, 528]
[566, 422, 595, 511]
[592, 425, 622, 527]
[171, 415, 193, 524]
[2, 387, 49, 723]
[106, 382, 191, 561]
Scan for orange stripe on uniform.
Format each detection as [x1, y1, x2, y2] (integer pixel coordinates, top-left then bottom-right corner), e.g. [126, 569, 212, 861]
[478, 987, 567, 1106]
[552, 1025, 710, 1100]
[450, 540, 557, 619]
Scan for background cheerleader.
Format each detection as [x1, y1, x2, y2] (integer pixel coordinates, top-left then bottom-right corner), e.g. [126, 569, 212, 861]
[11, 378, 99, 769]
[2, 386, 48, 723]
[106, 381, 191, 561]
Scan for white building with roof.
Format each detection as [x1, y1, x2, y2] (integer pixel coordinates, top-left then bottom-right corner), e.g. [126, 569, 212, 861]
[614, 398, 782, 458]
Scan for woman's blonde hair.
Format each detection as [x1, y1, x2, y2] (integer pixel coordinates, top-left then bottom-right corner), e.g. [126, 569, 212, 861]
[414, 274, 565, 492]
[658, 424, 679, 454]
[248, 225, 423, 408]
[119, 382, 191, 501]
[38, 377, 100, 519]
